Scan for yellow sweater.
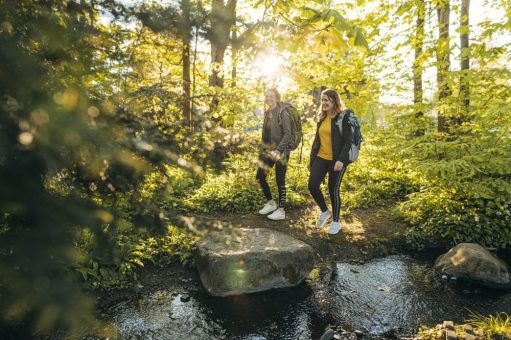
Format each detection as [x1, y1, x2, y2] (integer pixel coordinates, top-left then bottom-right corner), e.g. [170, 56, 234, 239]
[317, 115, 333, 160]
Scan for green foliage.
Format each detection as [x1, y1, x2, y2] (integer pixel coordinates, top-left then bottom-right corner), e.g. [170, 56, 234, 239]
[73, 225, 197, 288]
[187, 169, 264, 213]
[394, 75, 511, 248]
[0, 1, 199, 334]
[1, 0, 510, 336]
[399, 187, 511, 248]
[186, 152, 311, 213]
[343, 130, 422, 208]
[139, 165, 199, 211]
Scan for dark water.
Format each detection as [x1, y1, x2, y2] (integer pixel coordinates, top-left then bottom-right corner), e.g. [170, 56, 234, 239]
[330, 255, 511, 335]
[105, 254, 511, 339]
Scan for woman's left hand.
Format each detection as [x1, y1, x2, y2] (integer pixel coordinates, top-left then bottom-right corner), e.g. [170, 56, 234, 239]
[333, 161, 344, 171]
[271, 150, 281, 160]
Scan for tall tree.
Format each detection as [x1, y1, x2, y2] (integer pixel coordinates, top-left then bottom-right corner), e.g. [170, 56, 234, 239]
[413, 0, 425, 116]
[459, 0, 470, 117]
[136, 2, 197, 125]
[231, 23, 237, 88]
[181, 0, 192, 125]
[209, 0, 237, 110]
[436, 0, 452, 133]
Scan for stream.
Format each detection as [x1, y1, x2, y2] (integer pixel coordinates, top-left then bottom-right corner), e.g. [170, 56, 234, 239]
[100, 253, 511, 339]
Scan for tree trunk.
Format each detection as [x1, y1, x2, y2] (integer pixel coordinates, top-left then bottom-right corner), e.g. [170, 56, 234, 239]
[459, 0, 470, 118]
[191, 25, 199, 131]
[413, 0, 426, 136]
[413, 0, 425, 111]
[181, 0, 192, 126]
[209, 0, 237, 111]
[436, 0, 451, 133]
[231, 24, 237, 88]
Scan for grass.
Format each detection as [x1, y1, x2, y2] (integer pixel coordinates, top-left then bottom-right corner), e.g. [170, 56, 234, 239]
[467, 312, 511, 338]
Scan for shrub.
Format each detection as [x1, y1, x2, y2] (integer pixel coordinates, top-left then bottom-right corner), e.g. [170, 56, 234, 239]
[343, 131, 422, 208]
[73, 224, 197, 288]
[398, 187, 511, 248]
[186, 153, 310, 213]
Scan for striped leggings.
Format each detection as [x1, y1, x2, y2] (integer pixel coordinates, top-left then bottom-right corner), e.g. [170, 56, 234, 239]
[256, 152, 289, 208]
[308, 157, 348, 222]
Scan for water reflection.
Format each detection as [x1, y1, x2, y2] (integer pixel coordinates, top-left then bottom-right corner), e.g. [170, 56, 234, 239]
[332, 255, 511, 335]
[106, 255, 511, 339]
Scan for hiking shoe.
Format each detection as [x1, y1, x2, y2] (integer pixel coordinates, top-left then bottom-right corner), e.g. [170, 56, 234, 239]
[315, 210, 332, 228]
[267, 208, 285, 220]
[258, 200, 277, 215]
[328, 221, 342, 235]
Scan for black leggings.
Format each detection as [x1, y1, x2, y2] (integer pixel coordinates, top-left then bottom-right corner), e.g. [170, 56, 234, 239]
[308, 156, 347, 222]
[256, 153, 288, 208]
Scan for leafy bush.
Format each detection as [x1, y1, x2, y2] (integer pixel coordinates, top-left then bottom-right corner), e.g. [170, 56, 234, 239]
[394, 101, 511, 248]
[73, 225, 197, 288]
[343, 131, 422, 208]
[140, 165, 199, 211]
[186, 153, 310, 213]
[398, 187, 511, 248]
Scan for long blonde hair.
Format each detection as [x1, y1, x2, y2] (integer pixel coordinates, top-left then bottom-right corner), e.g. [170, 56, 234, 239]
[317, 89, 347, 121]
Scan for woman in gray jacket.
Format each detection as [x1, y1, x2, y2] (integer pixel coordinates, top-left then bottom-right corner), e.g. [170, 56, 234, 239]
[256, 88, 291, 220]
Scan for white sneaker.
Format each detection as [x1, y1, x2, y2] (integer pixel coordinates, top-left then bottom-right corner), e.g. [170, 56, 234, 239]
[267, 208, 285, 220]
[315, 210, 332, 228]
[258, 200, 277, 215]
[328, 221, 342, 235]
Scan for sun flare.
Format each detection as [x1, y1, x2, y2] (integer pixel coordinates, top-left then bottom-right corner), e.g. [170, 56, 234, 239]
[251, 51, 296, 91]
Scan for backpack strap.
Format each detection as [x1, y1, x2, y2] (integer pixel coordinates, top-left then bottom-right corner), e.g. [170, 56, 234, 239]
[277, 103, 290, 126]
[299, 133, 303, 163]
[336, 110, 348, 135]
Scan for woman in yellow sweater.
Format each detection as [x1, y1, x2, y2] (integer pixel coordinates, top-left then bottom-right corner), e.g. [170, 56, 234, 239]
[308, 89, 354, 235]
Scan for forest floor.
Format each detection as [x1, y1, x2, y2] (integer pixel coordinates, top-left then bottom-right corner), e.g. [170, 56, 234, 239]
[192, 203, 415, 263]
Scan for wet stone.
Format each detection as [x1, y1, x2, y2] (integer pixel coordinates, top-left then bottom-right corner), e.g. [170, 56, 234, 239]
[435, 243, 510, 289]
[196, 228, 314, 296]
[443, 321, 455, 330]
[446, 330, 457, 340]
[180, 294, 191, 302]
[460, 332, 478, 340]
[462, 324, 475, 334]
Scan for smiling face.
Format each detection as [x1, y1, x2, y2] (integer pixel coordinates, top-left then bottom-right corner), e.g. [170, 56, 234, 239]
[264, 90, 278, 110]
[321, 94, 335, 113]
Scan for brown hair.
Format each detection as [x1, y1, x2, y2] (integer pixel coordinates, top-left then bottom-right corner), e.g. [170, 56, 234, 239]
[264, 88, 282, 114]
[318, 89, 347, 121]
[265, 88, 281, 102]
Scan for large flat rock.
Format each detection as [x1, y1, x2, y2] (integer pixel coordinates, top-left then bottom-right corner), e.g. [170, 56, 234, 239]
[196, 228, 315, 296]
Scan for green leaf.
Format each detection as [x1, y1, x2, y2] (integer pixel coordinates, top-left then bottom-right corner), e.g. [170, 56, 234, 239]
[350, 27, 370, 51]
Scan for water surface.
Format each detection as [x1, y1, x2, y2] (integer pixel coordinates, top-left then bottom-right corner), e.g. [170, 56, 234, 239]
[105, 254, 511, 339]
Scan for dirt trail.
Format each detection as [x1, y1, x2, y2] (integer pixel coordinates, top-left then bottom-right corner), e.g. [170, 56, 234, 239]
[193, 203, 411, 263]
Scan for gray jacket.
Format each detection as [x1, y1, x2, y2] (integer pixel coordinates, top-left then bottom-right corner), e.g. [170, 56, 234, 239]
[261, 103, 292, 153]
